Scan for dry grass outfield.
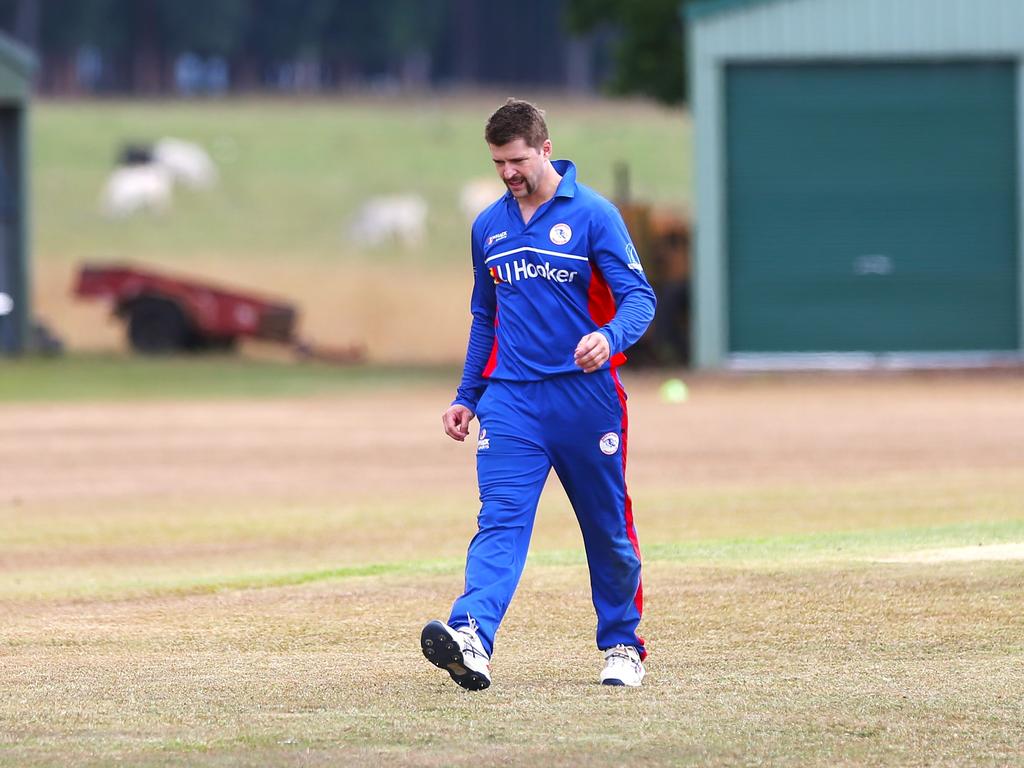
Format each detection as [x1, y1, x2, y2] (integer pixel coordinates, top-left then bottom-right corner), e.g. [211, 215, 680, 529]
[1, 372, 1023, 766]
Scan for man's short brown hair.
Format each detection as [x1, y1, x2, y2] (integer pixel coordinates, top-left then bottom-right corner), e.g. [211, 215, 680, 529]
[484, 98, 549, 149]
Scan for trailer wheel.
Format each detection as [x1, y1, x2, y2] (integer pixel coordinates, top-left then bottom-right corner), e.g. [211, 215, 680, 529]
[126, 297, 191, 354]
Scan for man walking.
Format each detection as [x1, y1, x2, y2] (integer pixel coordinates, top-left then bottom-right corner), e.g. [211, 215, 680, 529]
[422, 99, 656, 690]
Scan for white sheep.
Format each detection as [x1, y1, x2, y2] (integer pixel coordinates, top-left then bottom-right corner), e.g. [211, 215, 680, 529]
[349, 194, 428, 248]
[153, 137, 218, 189]
[459, 177, 505, 221]
[100, 164, 173, 218]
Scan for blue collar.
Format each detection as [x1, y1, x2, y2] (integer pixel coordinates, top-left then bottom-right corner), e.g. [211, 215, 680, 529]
[551, 159, 577, 198]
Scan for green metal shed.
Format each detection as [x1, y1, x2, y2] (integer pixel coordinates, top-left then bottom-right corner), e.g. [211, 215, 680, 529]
[0, 32, 33, 357]
[687, 0, 1024, 368]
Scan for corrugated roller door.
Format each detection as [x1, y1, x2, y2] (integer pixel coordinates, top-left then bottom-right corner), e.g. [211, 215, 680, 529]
[726, 62, 1019, 353]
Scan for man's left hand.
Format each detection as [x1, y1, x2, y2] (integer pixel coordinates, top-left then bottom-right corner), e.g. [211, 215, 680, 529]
[574, 331, 610, 373]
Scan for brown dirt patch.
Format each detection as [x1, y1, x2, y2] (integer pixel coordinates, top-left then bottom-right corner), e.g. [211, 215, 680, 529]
[1, 370, 1022, 589]
[4, 370, 1023, 505]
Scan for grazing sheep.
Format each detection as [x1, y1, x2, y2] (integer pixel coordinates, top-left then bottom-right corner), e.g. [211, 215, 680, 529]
[100, 164, 173, 218]
[459, 177, 505, 221]
[153, 137, 218, 189]
[349, 194, 428, 249]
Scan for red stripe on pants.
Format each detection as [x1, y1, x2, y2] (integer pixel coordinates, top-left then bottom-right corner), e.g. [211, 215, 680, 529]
[612, 368, 645, 658]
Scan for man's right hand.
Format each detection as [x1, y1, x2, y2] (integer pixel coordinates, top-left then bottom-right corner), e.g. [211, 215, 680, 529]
[442, 404, 476, 442]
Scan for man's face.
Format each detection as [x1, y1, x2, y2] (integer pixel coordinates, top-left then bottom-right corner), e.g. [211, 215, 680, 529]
[489, 137, 551, 199]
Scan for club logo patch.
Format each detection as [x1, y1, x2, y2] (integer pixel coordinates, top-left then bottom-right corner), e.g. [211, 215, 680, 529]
[599, 432, 619, 456]
[549, 223, 572, 246]
[625, 243, 644, 272]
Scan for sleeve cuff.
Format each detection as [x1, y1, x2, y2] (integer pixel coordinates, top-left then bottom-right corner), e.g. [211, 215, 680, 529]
[596, 327, 617, 357]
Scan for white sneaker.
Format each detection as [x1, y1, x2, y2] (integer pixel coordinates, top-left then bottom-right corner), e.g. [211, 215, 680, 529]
[421, 618, 491, 691]
[600, 644, 645, 687]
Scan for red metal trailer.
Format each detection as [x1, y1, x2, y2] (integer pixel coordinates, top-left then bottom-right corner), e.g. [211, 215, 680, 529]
[75, 262, 300, 354]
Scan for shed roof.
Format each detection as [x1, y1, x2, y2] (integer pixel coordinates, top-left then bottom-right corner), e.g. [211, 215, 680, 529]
[0, 31, 35, 78]
[685, 0, 784, 22]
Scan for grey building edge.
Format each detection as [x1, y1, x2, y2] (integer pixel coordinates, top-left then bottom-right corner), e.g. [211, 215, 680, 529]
[685, 0, 782, 22]
[683, 0, 1024, 370]
[0, 32, 34, 355]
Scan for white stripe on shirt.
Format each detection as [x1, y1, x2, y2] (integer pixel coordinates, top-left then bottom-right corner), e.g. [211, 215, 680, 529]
[484, 246, 590, 264]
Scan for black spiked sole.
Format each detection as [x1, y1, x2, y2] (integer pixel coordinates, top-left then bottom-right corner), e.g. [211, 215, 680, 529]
[420, 620, 490, 691]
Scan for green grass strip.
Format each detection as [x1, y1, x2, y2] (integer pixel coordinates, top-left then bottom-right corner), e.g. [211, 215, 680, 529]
[641, 518, 1024, 564]
[42, 519, 1022, 603]
[166, 557, 465, 596]
[0, 355, 455, 401]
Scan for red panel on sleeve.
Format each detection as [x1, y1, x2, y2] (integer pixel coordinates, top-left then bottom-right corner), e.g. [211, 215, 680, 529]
[482, 311, 499, 378]
[587, 262, 627, 367]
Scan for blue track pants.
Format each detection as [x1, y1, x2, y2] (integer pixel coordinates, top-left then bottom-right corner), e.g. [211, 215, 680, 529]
[448, 369, 645, 659]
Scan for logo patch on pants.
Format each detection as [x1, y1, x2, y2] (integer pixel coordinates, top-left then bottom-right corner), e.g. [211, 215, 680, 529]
[477, 429, 490, 451]
[599, 432, 619, 455]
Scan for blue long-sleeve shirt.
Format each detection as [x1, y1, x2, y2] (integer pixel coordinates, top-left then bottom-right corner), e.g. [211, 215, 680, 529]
[453, 159, 656, 412]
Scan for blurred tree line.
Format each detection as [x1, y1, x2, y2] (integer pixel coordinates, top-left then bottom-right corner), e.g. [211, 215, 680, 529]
[567, 0, 691, 104]
[0, 0, 687, 103]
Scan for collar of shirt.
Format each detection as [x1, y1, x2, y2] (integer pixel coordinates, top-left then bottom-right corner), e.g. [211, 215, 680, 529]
[551, 159, 577, 199]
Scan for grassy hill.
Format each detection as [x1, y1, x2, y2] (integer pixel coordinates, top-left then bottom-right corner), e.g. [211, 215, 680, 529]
[33, 97, 691, 266]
